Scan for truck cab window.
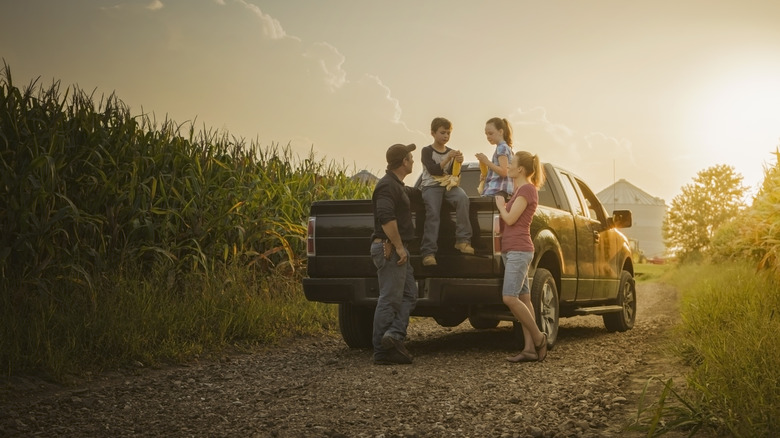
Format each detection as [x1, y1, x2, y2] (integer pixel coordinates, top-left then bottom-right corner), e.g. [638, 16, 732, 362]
[559, 172, 585, 217]
[576, 179, 606, 224]
[538, 182, 558, 209]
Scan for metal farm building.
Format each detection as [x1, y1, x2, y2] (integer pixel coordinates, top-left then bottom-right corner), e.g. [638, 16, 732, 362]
[597, 179, 667, 260]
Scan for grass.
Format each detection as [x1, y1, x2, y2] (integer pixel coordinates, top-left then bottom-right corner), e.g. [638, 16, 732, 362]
[633, 262, 670, 283]
[1, 263, 338, 380]
[629, 262, 779, 437]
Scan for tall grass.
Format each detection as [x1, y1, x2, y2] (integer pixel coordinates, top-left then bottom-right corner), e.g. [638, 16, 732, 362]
[632, 263, 779, 437]
[630, 151, 780, 436]
[2, 264, 338, 378]
[0, 63, 372, 379]
[677, 264, 778, 436]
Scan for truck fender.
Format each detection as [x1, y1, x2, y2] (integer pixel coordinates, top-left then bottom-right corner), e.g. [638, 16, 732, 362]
[532, 228, 563, 279]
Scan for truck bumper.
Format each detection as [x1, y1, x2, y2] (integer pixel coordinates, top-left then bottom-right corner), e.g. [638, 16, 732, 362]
[302, 277, 504, 307]
[302, 278, 377, 304]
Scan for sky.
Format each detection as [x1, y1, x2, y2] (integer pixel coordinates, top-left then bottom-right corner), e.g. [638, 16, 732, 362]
[2, 0, 780, 203]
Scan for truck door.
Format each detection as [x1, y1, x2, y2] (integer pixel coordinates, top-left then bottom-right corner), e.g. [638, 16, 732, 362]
[574, 178, 620, 301]
[558, 172, 596, 301]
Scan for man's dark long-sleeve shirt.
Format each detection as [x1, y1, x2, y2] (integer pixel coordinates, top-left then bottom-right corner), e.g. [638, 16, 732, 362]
[371, 170, 418, 242]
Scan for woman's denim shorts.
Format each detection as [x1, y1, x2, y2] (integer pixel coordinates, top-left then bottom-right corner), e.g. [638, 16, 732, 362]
[501, 251, 534, 297]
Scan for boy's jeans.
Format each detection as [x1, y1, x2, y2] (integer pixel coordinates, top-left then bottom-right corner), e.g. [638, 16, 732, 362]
[421, 185, 472, 256]
[370, 241, 418, 356]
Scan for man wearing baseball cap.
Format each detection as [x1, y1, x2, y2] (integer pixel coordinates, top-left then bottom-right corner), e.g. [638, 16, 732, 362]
[370, 143, 419, 365]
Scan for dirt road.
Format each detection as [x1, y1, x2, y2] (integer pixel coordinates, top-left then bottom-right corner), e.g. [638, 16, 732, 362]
[1, 282, 690, 437]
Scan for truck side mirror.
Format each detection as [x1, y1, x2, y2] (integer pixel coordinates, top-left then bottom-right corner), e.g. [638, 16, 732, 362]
[610, 210, 632, 229]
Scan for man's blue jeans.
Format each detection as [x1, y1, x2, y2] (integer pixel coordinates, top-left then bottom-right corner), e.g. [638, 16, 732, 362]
[421, 185, 472, 256]
[370, 241, 418, 357]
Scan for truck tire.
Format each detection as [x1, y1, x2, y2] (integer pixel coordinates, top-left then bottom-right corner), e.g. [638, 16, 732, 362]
[433, 313, 467, 328]
[468, 316, 500, 330]
[530, 268, 559, 348]
[603, 270, 636, 332]
[338, 303, 374, 349]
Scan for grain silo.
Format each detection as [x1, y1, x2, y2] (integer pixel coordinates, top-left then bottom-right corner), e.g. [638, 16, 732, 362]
[597, 179, 667, 260]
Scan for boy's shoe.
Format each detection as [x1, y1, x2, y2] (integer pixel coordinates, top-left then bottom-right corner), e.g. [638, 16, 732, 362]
[422, 255, 437, 266]
[455, 242, 475, 255]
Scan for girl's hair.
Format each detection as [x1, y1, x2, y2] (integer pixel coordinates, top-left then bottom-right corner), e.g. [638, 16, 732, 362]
[515, 151, 545, 188]
[486, 117, 513, 147]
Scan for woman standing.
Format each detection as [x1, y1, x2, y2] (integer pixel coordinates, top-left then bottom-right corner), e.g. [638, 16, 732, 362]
[495, 151, 548, 362]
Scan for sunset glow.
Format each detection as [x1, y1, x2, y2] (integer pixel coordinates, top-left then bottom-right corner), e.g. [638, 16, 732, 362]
[685, 60, 780, 194]
[2, 0, 779, 202]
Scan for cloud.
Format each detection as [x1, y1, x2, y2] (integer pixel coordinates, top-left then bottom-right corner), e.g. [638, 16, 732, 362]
[99, 1, 162, 12]
[509, 107, 578, 156]
[236, 0, 298, 41]
[507, 106, 635, 164]
[304, 42, 347, 92]
[92, 0, 420, 175]
[518, 108, 573, 146]
[146, 0, 164, 11]
[503, 106, 642, 192]
[366, 75, 425, 138]
[584, 132, 636, 167]
[269, 71, 427, 174]
[207, 1, 422, 171]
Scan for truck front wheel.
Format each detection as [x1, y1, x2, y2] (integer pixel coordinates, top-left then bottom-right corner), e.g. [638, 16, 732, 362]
[603, 271, 636, 332]
[338, 303, 374, 348]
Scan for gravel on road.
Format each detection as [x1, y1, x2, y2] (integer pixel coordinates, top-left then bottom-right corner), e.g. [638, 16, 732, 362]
[1, 282, 694, 437]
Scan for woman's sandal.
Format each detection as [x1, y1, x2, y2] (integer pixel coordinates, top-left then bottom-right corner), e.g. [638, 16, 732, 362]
[534, 333, 548, 362]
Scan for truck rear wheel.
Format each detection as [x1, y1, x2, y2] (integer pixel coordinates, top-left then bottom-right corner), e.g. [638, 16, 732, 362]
[603, 271, 636, 332]
[468, 316, 500, 330]
[433, 313, 467, 327]
[338, 303, 373, 348]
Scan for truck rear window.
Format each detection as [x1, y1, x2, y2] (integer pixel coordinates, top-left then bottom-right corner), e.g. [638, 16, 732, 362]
[459, 167, 557, 208]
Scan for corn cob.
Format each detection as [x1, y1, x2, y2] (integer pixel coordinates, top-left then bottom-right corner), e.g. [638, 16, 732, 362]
[478, 161, 488, 194]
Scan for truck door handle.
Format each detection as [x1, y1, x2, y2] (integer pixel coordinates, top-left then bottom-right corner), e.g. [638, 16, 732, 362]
[593, 230, 600, 243]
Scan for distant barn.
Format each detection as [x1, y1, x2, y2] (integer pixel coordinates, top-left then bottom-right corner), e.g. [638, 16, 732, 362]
[351, 170, 378, 185]
[596, 179, 667, 260]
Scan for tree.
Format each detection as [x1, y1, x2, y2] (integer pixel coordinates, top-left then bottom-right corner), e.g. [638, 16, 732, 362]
[662, 164, 747, 262]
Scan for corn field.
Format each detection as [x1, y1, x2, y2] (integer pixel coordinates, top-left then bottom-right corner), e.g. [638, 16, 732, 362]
[0, 63, 373, 376]
[0, 63, 373, 294]
[709, 148, 780, 276]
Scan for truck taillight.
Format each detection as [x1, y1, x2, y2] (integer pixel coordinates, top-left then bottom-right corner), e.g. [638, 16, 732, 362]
[306, 217, 316, 256]
[493, 213, 501, 255]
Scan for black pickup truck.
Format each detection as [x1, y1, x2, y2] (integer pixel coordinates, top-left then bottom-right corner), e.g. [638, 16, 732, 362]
[303, 162, 636, 349]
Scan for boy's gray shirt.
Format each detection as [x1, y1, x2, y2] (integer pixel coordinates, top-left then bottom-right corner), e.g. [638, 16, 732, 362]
[420, 144, 453, 187]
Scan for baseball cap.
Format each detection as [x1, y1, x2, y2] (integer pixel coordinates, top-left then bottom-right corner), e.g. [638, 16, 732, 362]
[386, 143, 416, 170]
